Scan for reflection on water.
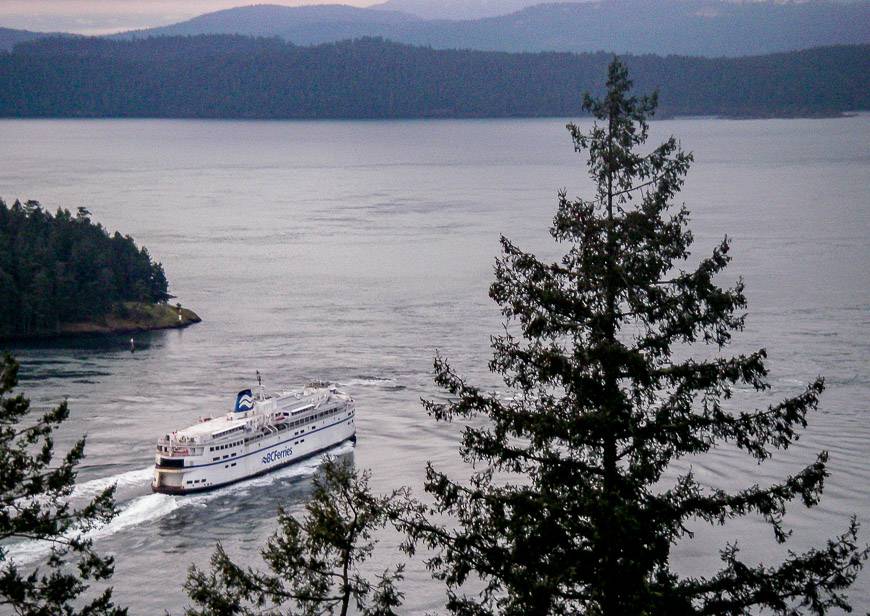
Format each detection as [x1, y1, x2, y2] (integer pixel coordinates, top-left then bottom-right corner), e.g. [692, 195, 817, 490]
[1, 115, 868, 614]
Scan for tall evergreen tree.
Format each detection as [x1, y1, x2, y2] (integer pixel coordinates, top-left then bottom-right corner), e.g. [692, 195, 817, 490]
[185, 458, 408, 616]
[0, 353, 125, 615]
[408, 59, 867, 615]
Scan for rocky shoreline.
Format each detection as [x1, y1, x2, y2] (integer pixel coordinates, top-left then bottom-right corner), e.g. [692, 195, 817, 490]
[1, 302, 201, 342]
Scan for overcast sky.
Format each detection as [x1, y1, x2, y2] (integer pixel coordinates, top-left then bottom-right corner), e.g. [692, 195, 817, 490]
[1, 1, 380, 35]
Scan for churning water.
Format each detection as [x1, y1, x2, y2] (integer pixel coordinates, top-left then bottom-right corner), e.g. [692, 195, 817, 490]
[1, 115, 868, 613]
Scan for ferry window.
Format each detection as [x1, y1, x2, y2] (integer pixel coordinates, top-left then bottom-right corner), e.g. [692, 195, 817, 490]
[231, 463, 237, 467]
[213, 457, 219, 461]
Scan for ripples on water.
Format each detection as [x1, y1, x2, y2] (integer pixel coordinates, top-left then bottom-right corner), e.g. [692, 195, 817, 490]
[0, 116, 868, 613]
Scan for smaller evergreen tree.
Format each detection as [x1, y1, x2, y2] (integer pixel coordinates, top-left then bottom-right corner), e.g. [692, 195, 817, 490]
[184, 458, 409, 616]
[0, 353, 125, 616]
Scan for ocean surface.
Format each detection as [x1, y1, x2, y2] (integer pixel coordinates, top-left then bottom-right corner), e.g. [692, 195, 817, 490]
[0, 115, 868, 614]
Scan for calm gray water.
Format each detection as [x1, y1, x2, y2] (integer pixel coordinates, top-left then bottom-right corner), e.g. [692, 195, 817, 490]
[1, 116, 868, 614]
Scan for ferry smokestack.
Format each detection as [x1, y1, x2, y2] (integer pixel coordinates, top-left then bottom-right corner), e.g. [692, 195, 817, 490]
[234, 389, 254, 412]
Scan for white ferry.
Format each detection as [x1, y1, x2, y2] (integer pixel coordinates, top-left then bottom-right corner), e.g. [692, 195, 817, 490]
[152, 381, 356, 494]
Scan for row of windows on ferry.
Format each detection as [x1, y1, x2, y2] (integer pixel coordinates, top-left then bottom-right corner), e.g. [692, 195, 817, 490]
[210, 440, 242, 452]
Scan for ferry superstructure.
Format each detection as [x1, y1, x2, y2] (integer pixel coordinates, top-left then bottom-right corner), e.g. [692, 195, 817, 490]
[152, 382, 356, 494]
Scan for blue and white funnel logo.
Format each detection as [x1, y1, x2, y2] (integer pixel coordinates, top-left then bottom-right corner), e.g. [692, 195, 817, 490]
[235, 389, 254, 412]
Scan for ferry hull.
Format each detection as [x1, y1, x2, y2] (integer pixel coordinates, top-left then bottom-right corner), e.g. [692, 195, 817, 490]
[152, 434, 356, 495]
[152, 415, 355, 495]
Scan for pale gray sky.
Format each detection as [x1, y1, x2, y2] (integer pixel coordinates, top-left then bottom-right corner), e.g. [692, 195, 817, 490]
[1, 1, 378, 35]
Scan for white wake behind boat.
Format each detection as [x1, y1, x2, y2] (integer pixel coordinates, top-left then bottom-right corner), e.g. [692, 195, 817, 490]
[152, 381, 356, 494]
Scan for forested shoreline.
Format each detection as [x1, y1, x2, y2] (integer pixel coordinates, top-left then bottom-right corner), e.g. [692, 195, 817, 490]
[0, 36, 866, 119]
[0, 199, 182, 339]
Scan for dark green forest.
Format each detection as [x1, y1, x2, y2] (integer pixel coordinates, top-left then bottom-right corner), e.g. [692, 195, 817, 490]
[0, 200, 169, 338]
[0, 36, 867, 119]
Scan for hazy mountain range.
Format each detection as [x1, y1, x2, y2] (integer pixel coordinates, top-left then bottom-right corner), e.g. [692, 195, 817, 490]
[371, 0, 591, 20]
[1, 1, 868, 57]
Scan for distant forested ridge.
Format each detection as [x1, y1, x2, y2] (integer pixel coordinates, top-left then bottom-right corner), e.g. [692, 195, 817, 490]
[0, 200, 170, 338]
[0, 27, 49, 52]
[0, 35, 870, 119]
[0, 36, 867, 119]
